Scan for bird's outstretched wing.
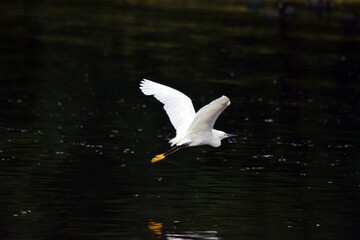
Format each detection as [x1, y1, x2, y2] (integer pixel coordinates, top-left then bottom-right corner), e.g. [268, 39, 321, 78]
[186, 96, 230, 135]
[140, 79, 196, 135]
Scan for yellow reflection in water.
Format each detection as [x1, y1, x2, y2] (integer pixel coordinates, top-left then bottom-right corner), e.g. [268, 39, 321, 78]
[148, 220, 163, 237]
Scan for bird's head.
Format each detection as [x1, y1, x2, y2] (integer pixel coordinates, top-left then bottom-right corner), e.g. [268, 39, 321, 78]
[215, 130, 237, 140]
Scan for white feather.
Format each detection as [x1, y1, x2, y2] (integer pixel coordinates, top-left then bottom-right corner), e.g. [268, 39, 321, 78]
[186, 96, 230, 136]
[177, 96, 230, 147]
[140, 79, 196, 135]
[140, 79, 233, 147]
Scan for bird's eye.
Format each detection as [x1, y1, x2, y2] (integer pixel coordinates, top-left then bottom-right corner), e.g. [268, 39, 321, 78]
[224, 133, 227, 136]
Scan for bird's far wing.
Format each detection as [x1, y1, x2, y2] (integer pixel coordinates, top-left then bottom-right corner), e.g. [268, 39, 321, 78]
[186, 96, 230, 134]
[140, 79, 196, 134]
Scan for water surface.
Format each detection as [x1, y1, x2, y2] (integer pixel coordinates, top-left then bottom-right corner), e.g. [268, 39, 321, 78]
[1, 0, 360, 239]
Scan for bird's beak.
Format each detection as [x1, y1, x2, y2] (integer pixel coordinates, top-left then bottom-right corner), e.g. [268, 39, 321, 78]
[226, 133, 237, 138]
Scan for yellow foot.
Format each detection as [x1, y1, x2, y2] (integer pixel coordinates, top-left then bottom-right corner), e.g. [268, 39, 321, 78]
[151, 154, 165, 163]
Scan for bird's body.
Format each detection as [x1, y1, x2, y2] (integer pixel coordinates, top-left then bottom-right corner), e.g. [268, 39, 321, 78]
[169, 96, 230, 147]
[140, 79, 235, 162]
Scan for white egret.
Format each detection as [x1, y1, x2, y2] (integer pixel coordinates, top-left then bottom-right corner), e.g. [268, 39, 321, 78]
[140, 79, 236, 163]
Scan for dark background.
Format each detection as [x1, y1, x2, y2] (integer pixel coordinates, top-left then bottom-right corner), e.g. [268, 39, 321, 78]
[1, 0, 360, 239]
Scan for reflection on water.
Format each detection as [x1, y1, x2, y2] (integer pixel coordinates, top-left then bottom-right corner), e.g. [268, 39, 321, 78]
[149, 220, 163, 236]
[1, 0, 360, 239]
[167, 231, 219, 240]
[149, 220, 219, 240]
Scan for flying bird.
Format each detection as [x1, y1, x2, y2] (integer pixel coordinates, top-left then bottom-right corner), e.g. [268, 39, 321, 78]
[140, 79, 236, 163]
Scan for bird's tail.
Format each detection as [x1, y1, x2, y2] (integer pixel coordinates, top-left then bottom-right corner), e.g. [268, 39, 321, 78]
[169, 136, 191, 146]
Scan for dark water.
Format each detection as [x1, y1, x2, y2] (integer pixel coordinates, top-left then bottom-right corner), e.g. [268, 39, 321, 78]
[1, 0, 360, 239]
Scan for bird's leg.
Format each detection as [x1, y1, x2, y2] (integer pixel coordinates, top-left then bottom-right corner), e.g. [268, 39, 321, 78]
[151, 146, 179, 163]
[151, 145, 188, 163]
